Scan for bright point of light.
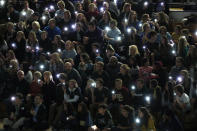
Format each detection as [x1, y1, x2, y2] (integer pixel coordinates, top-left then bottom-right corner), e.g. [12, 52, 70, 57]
[11, 43, 16, 48]
[172, 50, 176, 55]
[139, 23, 142, 27]
[144, 1, 148, 6]
[105, 26, 110, 32]
[45, 7, 48, 11]
[57, 48, 61, 53]
[174, 92, 176, 96]
[56, 74, 60, 78]
[47, 52, 50, 55]
[0, 0, 5, 6]
[195, 31, 197, 36]
[40, 65, 44, 70]
[114, 0, 117, 5]
[160, 2, 164, 6]
[96, 49, 99, 53]
[38, 79, 41, 83]
[41, 16, 46, 20]
[66, 117, 69, 120]
[64, 27, 68, 31]
[177, 76, 183, 83]
[145, 96, 150, 102]
[127, 28, 131, 33]
[112, 90, 115, 94]
[50, 5, 54, 10]
[124, 18, 128, 23]
[75, 11, 78, 15]
[169, 76, 172, 80]
[154, 19, 158, 22]
[36, 46, 39, 50]
[71, 24, 76, 29]
[91, 125, 97, 130]
[117, 36, 121, 41]
[55, 13, 57, 17]
[11, 96, 16, 101]
[22, 11, 26, 16]
[143, 45, 146, 49]
[131, 85, 136, 90]
[135, 118, 140, 124]
[91, 82, 96, 87]
[100, 7, 104, 12]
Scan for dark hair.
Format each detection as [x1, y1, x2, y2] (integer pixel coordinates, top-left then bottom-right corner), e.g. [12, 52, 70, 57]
[96, 78, 104, 85]
[35, 94, 43, 100]
[150, 79, 158, 88]
[175, 84, 184, 94]
[59, 73, 67, 81]
[98, 104, 107, 110]
[78, 102, 88, 115]
[80, 53, 91, 63]
[139, 107, 152, 128]
[148, 31, 157, 39]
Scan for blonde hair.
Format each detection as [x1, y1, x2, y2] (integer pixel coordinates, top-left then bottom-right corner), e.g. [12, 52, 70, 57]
[28, 31, 38, 43]
[57, 0, 65, 8]
[129, 45, 139, 56]
[34, 71, 42, 79]
[32, 21, 40, 30]
[17, 31, 26, 39]
[43, 71, 53, 81]
[120, 64, 130, 73]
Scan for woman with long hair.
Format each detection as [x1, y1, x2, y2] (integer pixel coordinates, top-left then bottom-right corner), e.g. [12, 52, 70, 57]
[51, 35, 65, 53]
[138, 107, 156, 131]
[76, 13, 88, 31]
[128, 45, 141, 66]
[177, 36, 189, 59]
[98, 11, 113, 30]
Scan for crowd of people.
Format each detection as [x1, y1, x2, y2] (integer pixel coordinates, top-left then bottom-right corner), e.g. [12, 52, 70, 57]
[0, 0, 197, 131]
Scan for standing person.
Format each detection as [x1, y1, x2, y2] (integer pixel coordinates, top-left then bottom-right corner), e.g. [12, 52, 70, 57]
[19, 1, 34, 22]
[138, 107, 156, 131]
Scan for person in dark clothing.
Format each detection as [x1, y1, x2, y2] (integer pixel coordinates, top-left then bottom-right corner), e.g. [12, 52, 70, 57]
[39, 31, 52, 53]
[42, 71, 56, 112]
[15, 70, 29, 97]
[6, 4, 20, 23]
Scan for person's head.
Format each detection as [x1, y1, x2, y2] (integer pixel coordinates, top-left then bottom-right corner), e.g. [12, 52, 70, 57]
[142, 23, 151, 33]
[68, 79, 77, 89]
[96, 78, 104, 88]
[150, 79, 158, 89]
[138, 107, 151, 121]
[180, 70, 189, 80]
[28, 31, 37, 42]
[64, 10, 71, 20]
[12, 93, 23, 105]
[115, 79, 122, 89]
[106, 44, 115, 57]
[43, 71, 53, 82]
[122, 3, 131, 13]
[7, 50, 16, 60]
[16, 31, 25, 40]
[175, 84, 184, 96]
[7, 22, 14, 32]
[41, 31, 48, 40]
[51, 52, 61, 62]
[174, 25, 182, 34]
[76, 2, 83, 11]
[7, 4, 14, 12]
[148, 31, 157, 42]
[109, 56, 118, 65]
[159, 26, 167, 35]
[175, 57, 184, 67]
[120, 64, 130, 74]
[48, 18, 56, 29]
[65, 40, 73, 50]
[33, 71, 42, 81]
[129, 45, 139, 56]
[76, 13, 85, 22]
[142, 14, 150, 23]
[137, 79, 144, 88]
[181, 28, 190, 37]
[32, 21, 40, 31]
[17, 70, 25, 80]
[76, 45, 85, 54]
[121, 105, 134, 118]
[58, 73, 67, 83]
[98, 104, 107, 115]
[103, 1, 109, 10]
[88, 21, 96, 32]
[178, 36, 189, 51]
[24, 1, 29, 9]
[88, 3, 96, 12]
[34, 94, 43, 105]
[78, 102, 88, 113]
[109, 19, 117, 29]
[57, 0, 65, 10]
[9, 59, 18, 70]
[80, 53, 90, 63]
[95, 61, 104, 71]
[64, 62, 72, 72]
[128, 11, 137, 21]
[76, 22, 83, 32]
[103, 11, 112, 21]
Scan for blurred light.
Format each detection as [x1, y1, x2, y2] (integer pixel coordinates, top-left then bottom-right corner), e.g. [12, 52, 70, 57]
[169, 76, 172, 80]
[37, 79, 41, 83]
[112, 90, 115, 94]
[154, 19, 158, 22]
[144, 1, 149, 7]
[177, 76, 183, 83]
[35, 46, 40, 50]
[91, 125, 97, 130]
[50, 5, 54, 10]
[9, 65, 13, 68]
[127, 28, 131, 33]
[57, 48, 61, 53]
[124, 18, 128, 23]
[170, 40, 175, 47]
[26, 46, 30, 49]
[55, 13, 57, 17]
[145, 96, 150, 103]
[45, 7, 49, 11]
[0, 0, 5, 6]
[117, 36, 121, 41]
[131, 85, 136, 90]
[172, 50, 176, 55]
[39, 65, 44, 70]
[96, 49, 99, 53]
[22, 11, 27, 16]
[160, 2, 164, 6]
[56, 74, 60, 78]
[114, 0, 117, 5]
[71, 24, 76, 29]
[66, 117, 69, 120]
[75, 11, 78, 15]
[143, 45, 146, 49]
[11, 96, 16, 101]
[139, 23, 142, 27]
[100, 7, 104, 12]
[135, 118, 141, 124]
[41, 16, 46, 20]
[195, 31, 197, 36]
[91, 82, 96, 87]
[8, 17, 10, 20]
[47, 52, 50, 55]
[105, 26, 110, 32]
[174, 92, 176, 96]
[11, 43, 16, 48]
[64, 27, 68, 31]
